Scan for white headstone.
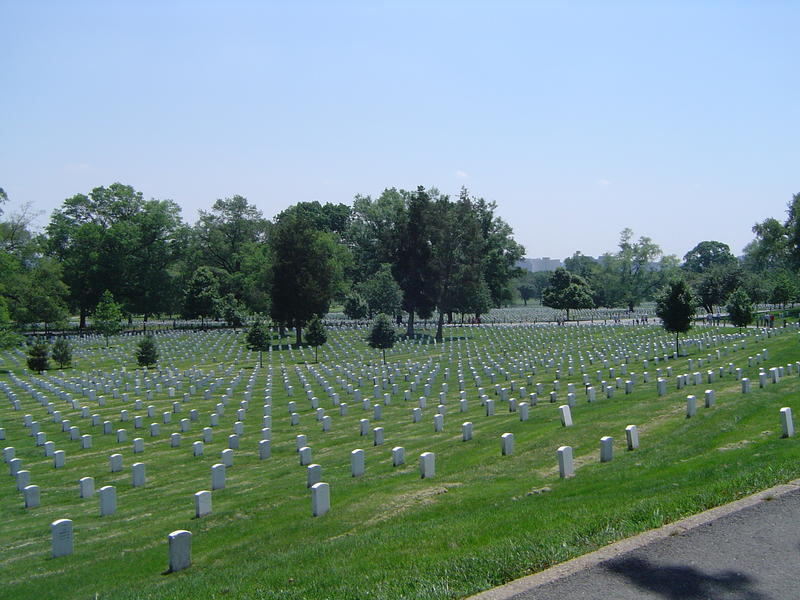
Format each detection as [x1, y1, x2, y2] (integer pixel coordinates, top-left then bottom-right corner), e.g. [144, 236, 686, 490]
[557, 445, 573, 478]
[168, 530, 192, 572]
[311, 482, 330, 517]
[194, 490, 212, 517]
[419, 452, 435, 479]
[51, 519, 73, 557]
[99, 485, 117, 516]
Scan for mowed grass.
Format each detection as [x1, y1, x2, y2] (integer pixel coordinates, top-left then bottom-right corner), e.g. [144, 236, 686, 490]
[1, 324, 800, 600]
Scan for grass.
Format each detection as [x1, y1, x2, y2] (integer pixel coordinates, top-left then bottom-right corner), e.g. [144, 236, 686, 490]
[1, 323, 800, 599]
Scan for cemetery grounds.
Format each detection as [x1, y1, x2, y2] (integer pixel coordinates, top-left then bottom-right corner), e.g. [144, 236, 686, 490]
[1, 319, 800, 599]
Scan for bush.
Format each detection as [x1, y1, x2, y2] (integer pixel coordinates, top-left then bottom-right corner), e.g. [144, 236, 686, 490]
[136, 335, 159, 367]
[27, 340, 50, 372]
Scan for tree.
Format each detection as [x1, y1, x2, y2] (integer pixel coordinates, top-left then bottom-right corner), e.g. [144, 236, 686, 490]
[136, 335, 159, 367]
[359, 264, 403, 318]
[727, 288, 754, 329]
[27, 339, 49, 372]
[614, 228, 663, 311]
[655, 279, 696, 355]
[305, 316, 327, 363]
[393, 187, 436, 337]
[51, 337, 72, 368]
[742, 217, 788, 274]
[770, 272, 796, 308]
[215, 293, 245, 329]
[0, 298, 20, 350]
[541, 268, 595, 320]
[94, 290, 124, 347]
[693, 264, 742, 313]
[368, 313, 396, 364]
[517, 284, 535, 306]
[269, 211, 340, 345]
[183, 266, 220, 327]
[682, 241, 737, 273]
[246, 319, 271, 368]
[8, 258, 70, 334]
[343, 292, 369, 320]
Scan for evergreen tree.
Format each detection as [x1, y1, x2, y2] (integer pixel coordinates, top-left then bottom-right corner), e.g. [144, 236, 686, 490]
[727, 288, 755, 329]
[27, 339, 49, 372]
[246, 319, 271, 368]
[305, 315, 327, 363]
[51, 337, 72, 368]
[368, 313, 396, 364]
[136, 335, 159, 367]
[656, 279, 696, 355]
[94, 290, 124, 347]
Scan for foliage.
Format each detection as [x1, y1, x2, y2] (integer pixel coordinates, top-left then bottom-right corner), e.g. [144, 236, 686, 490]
[304, 316, 327, 362]
[93, 290, 124, 347]
[245, 319, 271, 367]
[270, 210, 340, 345]
[682, 241, 737, 273]
[655, 278, 696, 353]
[0, 298, 21, 350]
[541, 268, 595, 320]
[358, 264, 402, 318]
[343, 292, 369, 320]
[215, 293, 246, 329]
[183, 266, 220, 326]
[26, 339, 49, 371]
[368, 313, 396, 363]
[135, 335, 159, 367]
[693, 263, 742, 313]
[51, 337, 72, 368]
[726, 288, 755, 328]
[770, 272, 796, 308]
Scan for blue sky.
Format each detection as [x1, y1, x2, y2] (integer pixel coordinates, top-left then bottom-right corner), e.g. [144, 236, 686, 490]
[2, 1, 798, 260]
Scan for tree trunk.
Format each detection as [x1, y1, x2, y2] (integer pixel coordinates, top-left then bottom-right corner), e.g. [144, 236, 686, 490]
[80, 308, 87, 329]
[382, 348, 386, 364]
[259, 350, 263, 368]
[436, 310, 445, 342]
[447, 311, 453, 324]
[406, 311, 415, 337]
[566, 308, 570, 321]
[315, 346, 318, 363]
[675, 331, 679, 356]
[295, 325, 302, 346]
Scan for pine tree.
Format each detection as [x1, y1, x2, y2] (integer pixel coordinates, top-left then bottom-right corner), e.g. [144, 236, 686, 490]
[136, 335, 159, 367]
[305, 316, 327, 363]
[246, 320, 271, 368]
[51, 337, 72, 368]
[368, 314, 396, 364]
[27, 339, 50, 372]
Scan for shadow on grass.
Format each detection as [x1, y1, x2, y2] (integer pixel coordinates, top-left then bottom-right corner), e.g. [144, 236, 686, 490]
[604, 557, 766, 600]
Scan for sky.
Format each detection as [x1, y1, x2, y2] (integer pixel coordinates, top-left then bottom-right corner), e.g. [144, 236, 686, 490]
[2, 0, 798, 260]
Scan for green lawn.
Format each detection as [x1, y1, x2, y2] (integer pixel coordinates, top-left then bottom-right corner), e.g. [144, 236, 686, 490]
[1, 324, 799, 599]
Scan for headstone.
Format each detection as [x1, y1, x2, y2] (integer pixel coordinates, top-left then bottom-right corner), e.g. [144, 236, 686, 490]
[625, 425, 639, 450]
[373, 427, 384, 446]
[194, 490, 212, 517]
[168, 530, 192, 572]
[501, 432, 514, 455]
[211, 463, 225, 490]
[132, 462, 146, 487]
[99, 485, 117, 516]
[519, 402, 529, 421]
[392, 446, 405, 467]
[780, 407, 794, 438]
[704, 389, 715, 408]
[299, 446, 312, 465]
[220, 448, 233, 467]
[557, 445, 573, 478]
[351, 449, 364, 477]
[559, 405, 573, 427]
[54, 450, 66, 468]
[419, 452, 435, 478]
[79, 476, 94, 498]
[307, 464, 322, 487]
[686, 395, 697, 417]
[258, 439, 270, 459]
[600, 436, 613, 462]
[462, 421, 473, 442]
[433, 414, 443, 432]
[51, 519, 73, 557]
[311, 482, 330, 517]
[23, 484, 39, 508]
[110, 453, 122, 472]
[193, 441, 204, 457]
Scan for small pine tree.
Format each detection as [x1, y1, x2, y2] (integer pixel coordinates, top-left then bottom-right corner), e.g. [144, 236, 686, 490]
[368, 313, 396, 364]
[727, 288, 755, 329]
[136, 335, 159, 367]
[27, 339, 50, 372]
[656, 279, 696, 355]
[51, 337, 72, 369]
[246, 319, 271, 368]
[305, 315, 327, 363]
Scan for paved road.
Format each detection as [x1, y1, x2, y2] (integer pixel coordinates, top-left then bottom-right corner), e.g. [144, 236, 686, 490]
[471, 483, 800, 600]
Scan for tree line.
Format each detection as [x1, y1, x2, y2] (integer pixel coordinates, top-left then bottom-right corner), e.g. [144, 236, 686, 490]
[0, 184, 524, 345]
[516, 193, 800, 319]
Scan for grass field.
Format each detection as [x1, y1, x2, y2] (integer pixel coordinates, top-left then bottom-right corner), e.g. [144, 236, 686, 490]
[1, 323, 799, 599]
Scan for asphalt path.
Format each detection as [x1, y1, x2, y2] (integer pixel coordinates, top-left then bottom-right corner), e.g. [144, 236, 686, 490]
[469, 482, 800, 600]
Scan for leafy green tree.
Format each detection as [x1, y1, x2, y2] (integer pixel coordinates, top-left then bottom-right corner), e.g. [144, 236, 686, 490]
[305, 315, 327, 362]
[27, 339, 49, 372]
[269, 211, 340, 345]
[656, 279, 696, 355]
[135, 335, 159, 367]
[8, 258, 70, 334]
[343, 292, 369, 320]
[368, 313, 396, 364]
[93, 290, 124, 347]
[517, 284, 535, 305]
[614, 228, 663, 311]
[215, 293, 246, 329]
[51, 337, 72, 368]
[726, 288, 755, 329]
[359, 264, 402, 318]
[245, 319, 271, 367]
[393, 187, 436, 337]
[770, 272, 796, 308]
[347, 188, 407, 284]
[682, 241, 737, 273]
[542, 268, 595, 320]
[742, 217, 788, 274]
[693, 264, 742, 313]
[183, 266, 220, 327]
[0, 297, 21, 350]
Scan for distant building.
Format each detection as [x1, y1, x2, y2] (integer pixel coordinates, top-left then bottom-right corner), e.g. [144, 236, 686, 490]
[516, 257, 563, 272]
